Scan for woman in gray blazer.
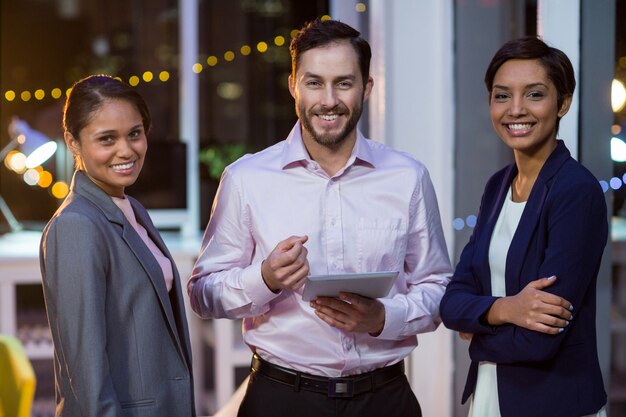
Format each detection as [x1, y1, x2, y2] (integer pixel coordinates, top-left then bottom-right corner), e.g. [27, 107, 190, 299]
[39, 75, 195, 417]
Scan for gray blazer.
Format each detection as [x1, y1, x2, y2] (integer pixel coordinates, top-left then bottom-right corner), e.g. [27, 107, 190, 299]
[40, 171, 195, 417]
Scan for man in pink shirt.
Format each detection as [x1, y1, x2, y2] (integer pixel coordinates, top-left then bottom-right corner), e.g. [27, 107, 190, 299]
[188, 18, 452, 417]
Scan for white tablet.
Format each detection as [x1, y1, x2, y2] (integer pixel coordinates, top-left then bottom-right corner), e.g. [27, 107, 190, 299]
[301, 271, 398, 302]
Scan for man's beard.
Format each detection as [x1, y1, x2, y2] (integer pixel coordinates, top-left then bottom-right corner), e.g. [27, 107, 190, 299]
[297, 101, 363, 149]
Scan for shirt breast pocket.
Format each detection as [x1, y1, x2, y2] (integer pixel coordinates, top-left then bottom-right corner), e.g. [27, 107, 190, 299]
[357, 218, 407, 272]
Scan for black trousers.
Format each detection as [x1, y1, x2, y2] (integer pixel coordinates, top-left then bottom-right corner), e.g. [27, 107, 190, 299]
[237, 369, 422, 417]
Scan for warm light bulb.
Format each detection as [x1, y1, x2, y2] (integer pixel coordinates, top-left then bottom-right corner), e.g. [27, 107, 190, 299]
[38, 171, 53, 188]
[8, 152, 27, 173]
[613, 79, 626, 113]
[51, 181, 69, 199]
[3, 150, 18, 169]
[257, 42, 268, 53]
[613, 124, 622, 135]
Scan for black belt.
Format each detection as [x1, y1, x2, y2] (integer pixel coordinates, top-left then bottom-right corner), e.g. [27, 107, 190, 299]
[251, 353, 405, 398]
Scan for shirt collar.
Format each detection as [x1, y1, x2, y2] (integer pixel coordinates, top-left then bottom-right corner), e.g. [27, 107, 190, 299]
[280, 120, 377, 170]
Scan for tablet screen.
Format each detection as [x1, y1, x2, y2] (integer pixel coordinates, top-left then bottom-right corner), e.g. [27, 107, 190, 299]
[301, 271, 398, 302]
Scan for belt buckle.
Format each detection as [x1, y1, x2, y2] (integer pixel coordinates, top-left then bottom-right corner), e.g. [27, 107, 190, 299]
[328, 378, 354, 398]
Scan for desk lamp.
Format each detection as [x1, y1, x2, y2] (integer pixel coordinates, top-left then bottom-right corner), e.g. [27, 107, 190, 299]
[0, 118, 57, 232]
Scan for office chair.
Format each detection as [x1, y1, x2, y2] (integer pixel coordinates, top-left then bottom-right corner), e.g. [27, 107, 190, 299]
[0, 334, 36, 417]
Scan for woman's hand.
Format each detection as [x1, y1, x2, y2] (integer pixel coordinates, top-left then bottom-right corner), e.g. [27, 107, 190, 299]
[485, 276, 573, 334]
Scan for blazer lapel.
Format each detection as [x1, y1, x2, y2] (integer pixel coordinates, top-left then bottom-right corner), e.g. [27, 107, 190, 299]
[474, 164, 517, 296]
[505, 141, 571, 294]
[504, 182, 545, 294]
[121, 223, 178, 323]
[129, 200, 193, 369]
[71, 172, 190, 367]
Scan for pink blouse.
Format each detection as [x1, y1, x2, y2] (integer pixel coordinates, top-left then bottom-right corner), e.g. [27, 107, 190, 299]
[112, 196, 173, 292]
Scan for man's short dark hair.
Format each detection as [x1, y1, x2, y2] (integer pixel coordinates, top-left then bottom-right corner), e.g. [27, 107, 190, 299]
[289, 19, 371, 86]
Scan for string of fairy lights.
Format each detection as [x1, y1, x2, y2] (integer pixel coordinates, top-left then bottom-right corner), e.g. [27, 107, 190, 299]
[0, 3, 621, 232]
[1, 28, 306, 103]
[0, 11, 348, 201]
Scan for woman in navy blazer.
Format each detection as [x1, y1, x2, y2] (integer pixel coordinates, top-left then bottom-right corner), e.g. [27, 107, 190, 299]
[40, 75, 195, 416]
[440, 37, 608, 417]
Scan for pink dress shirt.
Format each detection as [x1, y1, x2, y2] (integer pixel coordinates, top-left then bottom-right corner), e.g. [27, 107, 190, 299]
[188, 121, 452, 376]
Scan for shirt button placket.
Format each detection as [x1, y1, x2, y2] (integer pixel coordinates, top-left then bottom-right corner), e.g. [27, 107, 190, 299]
[326, 179, 343, 273]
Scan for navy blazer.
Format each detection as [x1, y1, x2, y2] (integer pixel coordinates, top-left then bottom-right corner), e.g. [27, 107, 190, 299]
[40, 171, 196, 417]
[440, 141, 607, 417]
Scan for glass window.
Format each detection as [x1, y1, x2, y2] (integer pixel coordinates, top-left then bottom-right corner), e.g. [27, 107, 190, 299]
[1, 0, 328, 232]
